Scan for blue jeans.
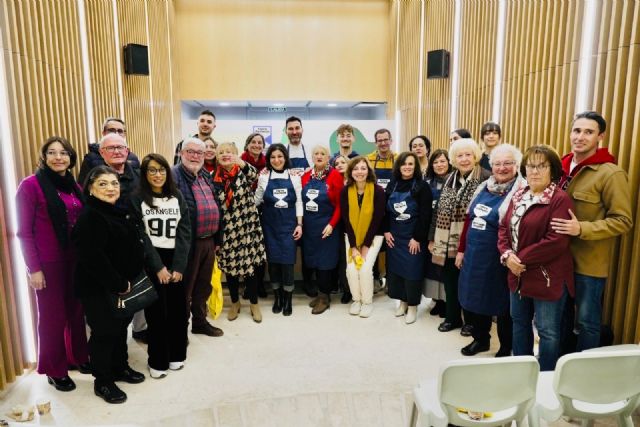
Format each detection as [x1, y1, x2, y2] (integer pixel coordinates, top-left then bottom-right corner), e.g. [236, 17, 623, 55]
[510, 287, 567, 371]
[574, 273, 606, 351]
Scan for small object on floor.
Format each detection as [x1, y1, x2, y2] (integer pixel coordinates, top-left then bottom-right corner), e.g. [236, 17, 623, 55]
[149, 366, 167, 379]
[132, 329, 148, 344]
[6, 404, 35, 422]
[349, 301, 361, 315]
[0, 419, 9, 426]
[340, 291, 352, 304]
[250, 303, 262, 323]
[191, 322, 224, 337]
[495, 348, 512, 358]
[460, 340, 490, 356]
[47, 375, 76, 392]
[405, 306, 417, 324]
[227, 301, 241, 321]
[36, 398, 51, 415]
[438, 321, 462, 332]
[115, 366, 145, 384]
[460, 324, 474, 337]
[395, 301, 408, 317]
[359, 303, 373, 318]
[169, 361, 184, 370]
[94, 382, 127, 404]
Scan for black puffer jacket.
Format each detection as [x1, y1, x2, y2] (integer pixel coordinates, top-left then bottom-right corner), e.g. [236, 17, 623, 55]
[73, 196, 145, 297]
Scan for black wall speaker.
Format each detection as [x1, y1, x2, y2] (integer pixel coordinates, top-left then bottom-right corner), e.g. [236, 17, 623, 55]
[427, 49, 450, 79]
[123, 44, 149, 75]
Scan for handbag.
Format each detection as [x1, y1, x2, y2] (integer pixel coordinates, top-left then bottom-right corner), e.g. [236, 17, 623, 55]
[111, 270, 158, 318]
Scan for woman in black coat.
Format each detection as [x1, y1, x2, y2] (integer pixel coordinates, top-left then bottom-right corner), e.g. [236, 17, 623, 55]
[73, 165, 146, 404]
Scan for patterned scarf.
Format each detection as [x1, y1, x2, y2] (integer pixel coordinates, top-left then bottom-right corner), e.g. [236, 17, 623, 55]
[508, 182, 557, 251]
[432, 165, 488, 265]
[311, 165, 330, 181]
[213, 164, 240, 208]
[468, 175, 526, 223]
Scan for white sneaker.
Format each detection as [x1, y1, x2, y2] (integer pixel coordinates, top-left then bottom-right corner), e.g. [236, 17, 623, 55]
[349, 301, 362, 315]
[405, 306, 417, 324]
[359, 303, 373, 318]
[169, 361, 184, 371]
[149, 366, 167, 379]
[395, 301, 408, 317]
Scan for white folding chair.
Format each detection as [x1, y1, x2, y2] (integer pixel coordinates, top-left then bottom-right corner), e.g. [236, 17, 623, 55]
[409, 356, 539, 427]
[531, 349, 640, 427]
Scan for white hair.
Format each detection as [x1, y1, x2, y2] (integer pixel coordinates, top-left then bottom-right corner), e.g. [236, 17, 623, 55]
[99, 133, 126, 148]
[311, 144, 330, 156]
[182, 137, 205, 150]
[489, 143, 523, 167]
[448, 138, 482, 168]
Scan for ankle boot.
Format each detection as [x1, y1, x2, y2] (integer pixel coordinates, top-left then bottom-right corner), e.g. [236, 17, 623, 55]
[282, 290, 293, 316]
[308, 296, 319, 308]
[250, 303, 262, 323]
[228, 301, 241, 321]
[272, 288, 283, 314]
[312, 293, 330, 315]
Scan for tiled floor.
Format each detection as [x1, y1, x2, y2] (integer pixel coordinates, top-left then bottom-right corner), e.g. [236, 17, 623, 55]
[0, 292, 637, 426]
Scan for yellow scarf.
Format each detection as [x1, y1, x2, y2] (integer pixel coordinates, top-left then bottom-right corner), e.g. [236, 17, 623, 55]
[348, 182, 374, 251]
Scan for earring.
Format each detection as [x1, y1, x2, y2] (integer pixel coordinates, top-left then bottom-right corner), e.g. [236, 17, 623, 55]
[90, 193, 93, 196]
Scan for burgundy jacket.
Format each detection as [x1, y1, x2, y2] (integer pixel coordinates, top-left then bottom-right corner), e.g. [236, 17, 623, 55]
[498, 185, 575, 301]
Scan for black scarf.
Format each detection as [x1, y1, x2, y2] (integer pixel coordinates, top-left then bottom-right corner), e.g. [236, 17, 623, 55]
[35, 166, 84, 248]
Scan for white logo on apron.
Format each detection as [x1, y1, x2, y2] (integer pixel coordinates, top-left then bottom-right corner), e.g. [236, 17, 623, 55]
[473, 203, 492, 217]
[377, 178, 390, 189]
[471, 217, 487, 230]
[393, 200, 411, 221]
[273, 188, 289, 208]
[305, 189, 319, 212]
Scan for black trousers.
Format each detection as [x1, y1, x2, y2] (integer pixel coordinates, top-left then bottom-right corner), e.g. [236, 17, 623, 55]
[82, 294, 130, 384]
[228, 273, 257, 304]
[467, 310, 513, 350]
[145, 248, 188, 371]
[386, 270, 422, 306]
[442, 258, 463, 324]
[311, 268, 333, 295]
[269, 263, 294, 291]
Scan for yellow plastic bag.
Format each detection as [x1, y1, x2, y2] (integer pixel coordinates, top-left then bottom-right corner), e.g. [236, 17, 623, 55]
[207, 259, 223, 319]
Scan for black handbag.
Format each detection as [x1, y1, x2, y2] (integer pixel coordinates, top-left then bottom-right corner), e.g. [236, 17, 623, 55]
[111, 271, 158, 318]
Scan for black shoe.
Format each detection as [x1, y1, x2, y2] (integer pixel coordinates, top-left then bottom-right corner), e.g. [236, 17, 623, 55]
[272, 288, 283, 313]
[132, 329, 148, 344]
[94, 381, 127, 404]
[340, 291, 352, 304]
[495, 348, 512, 358]
[191, 322, 224, 337]
[47, 375, 76, 392]
[68, 362, 92, 374]
[115, 366, 145, 384]
[461, 340, 490, 356]
[282, 290, 293, 316]
[429, 300, 445, 316]
[460, 324, 474, 337]
[438, 321, 462, 332]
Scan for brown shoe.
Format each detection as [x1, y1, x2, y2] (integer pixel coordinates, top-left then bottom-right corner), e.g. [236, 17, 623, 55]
[192, 322, 224, 337]
[311, 294, 330, 315]
[250, 303, 262, 323]
[308, 296, 319, 308]
[228, 301, 241, 321]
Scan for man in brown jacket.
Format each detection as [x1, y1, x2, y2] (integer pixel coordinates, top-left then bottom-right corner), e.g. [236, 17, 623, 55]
[551, 111, 633, 351]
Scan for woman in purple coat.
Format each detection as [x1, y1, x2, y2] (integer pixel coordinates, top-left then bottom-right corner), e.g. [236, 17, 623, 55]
[16, 136, 89, 391]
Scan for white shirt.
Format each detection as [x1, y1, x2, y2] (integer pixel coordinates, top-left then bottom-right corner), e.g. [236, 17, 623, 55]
[254, 170, 303, 217]
[140, 197, 181, 249]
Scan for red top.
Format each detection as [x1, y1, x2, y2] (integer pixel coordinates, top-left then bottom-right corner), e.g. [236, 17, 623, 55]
[301, 167, 344, 227]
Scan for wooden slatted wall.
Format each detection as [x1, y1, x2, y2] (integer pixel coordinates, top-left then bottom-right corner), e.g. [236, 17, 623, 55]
[420, 0, 454, 150]
[456, 0, 498, 141]
[0, 0, 181, 391]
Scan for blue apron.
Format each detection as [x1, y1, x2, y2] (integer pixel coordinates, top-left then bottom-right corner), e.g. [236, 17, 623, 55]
[458, 188, 510, 315]
[386, 180, 424, 281]
[301, 175, 340, 270]
[288, 144, 310, 173]
[261, 171, 297, 264]
[373, 154, 393, 190]
[424, 177, 445, 281]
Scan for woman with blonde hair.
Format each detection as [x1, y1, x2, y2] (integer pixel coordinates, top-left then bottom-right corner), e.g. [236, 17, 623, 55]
[340, 156, 386, 317]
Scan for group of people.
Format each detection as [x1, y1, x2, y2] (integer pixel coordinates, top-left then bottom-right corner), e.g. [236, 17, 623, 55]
[15, 110, 632, 406]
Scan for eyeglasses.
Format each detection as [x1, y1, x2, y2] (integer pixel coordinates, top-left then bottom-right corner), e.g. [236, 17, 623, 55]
[185, 149, 204, 157]
[105, 128, 126, 135]
[525, 163, 550, 172]
[102, 145, 128, 153]
[46, 150, 70, 158]
[376, 138, 391, 143]
[147, 167, 167, 175]
[492, 160, 516, 168]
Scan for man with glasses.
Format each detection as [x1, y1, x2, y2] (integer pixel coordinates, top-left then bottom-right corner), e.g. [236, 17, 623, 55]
[174, 110, 217, 165]
[78, 117, 141, 185]
[172, 138, 223, 337]
[551, 111, 633, 351]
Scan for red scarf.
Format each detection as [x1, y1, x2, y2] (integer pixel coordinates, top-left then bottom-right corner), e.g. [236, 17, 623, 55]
[213, 164, 240, 208]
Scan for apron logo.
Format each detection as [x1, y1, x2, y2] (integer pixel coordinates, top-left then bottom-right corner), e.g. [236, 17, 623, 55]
[471, 217, 487, 230]
[273, 188, 288, 208]
[393, 201, 411, 221]
[377, 178, 390, 189]
[305, 189, 319, 212]
[473, 203, 492, 217]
